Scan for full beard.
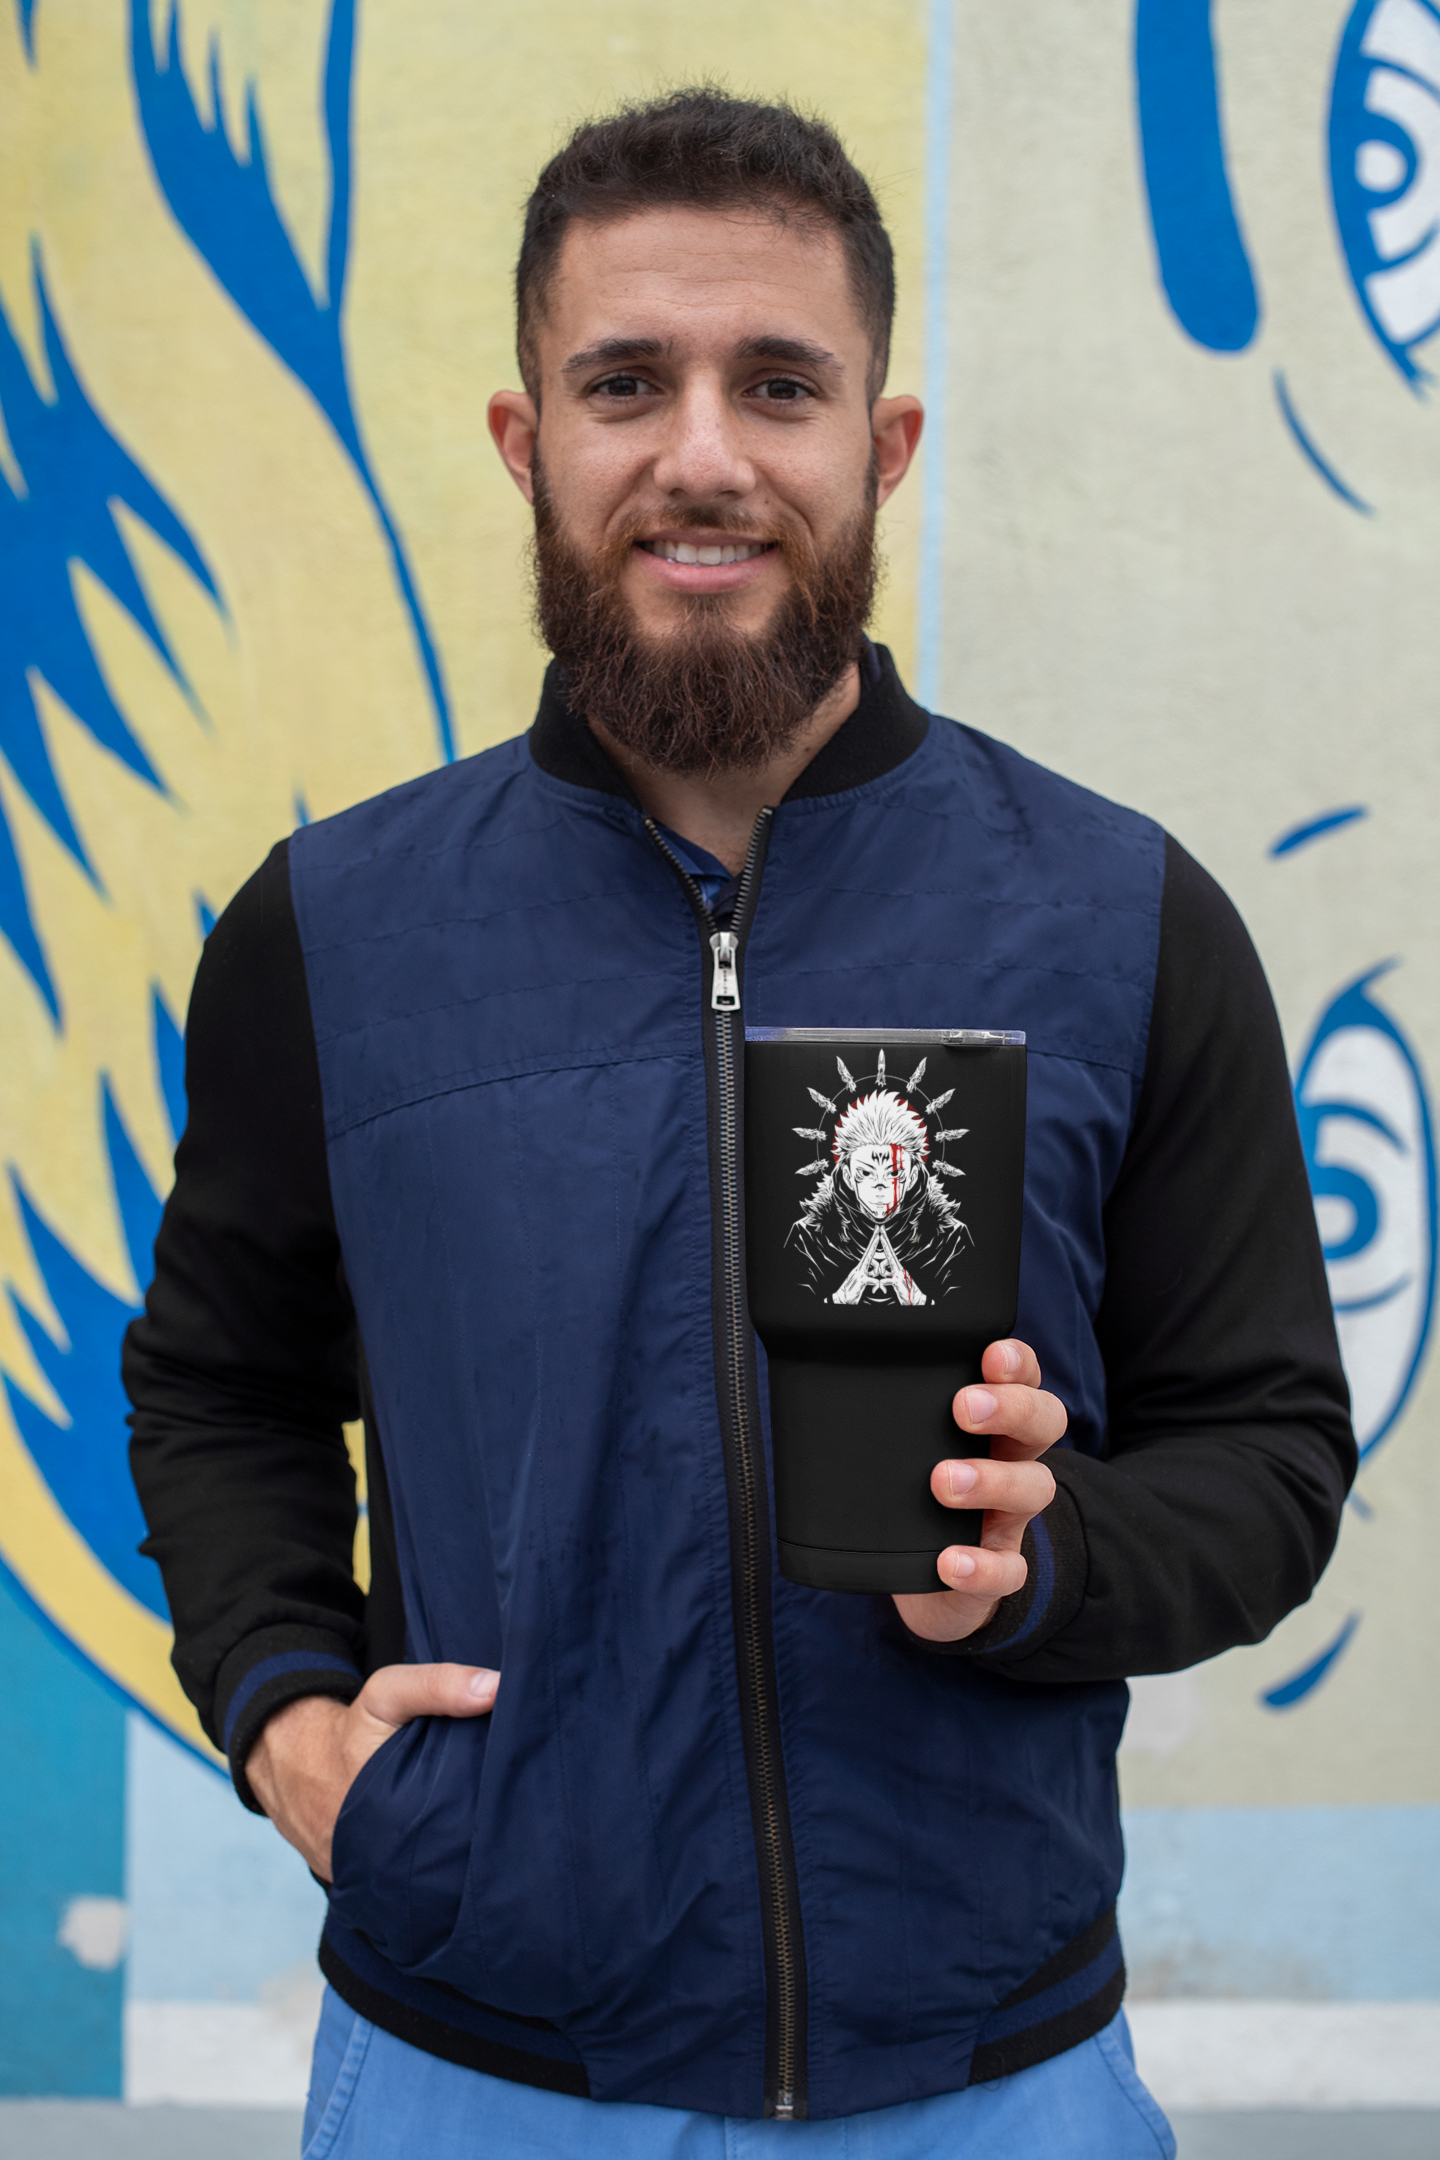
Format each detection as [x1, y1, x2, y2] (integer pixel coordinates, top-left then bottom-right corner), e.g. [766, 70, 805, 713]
[529, 455, 879, 776]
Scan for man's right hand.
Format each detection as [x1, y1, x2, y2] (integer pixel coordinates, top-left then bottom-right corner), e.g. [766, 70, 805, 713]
[245, 1663, 500, 1882]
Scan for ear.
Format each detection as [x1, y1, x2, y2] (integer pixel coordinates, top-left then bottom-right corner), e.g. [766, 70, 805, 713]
[488, 390, 539, 504]
[871, 395, 923, 510]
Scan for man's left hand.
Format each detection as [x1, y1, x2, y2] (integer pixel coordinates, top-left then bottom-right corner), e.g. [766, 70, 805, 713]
[894, 1338, 1064, 1644]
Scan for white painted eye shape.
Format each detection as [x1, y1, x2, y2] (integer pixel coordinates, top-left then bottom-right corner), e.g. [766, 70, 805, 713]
[1357, 139, 1408, 192]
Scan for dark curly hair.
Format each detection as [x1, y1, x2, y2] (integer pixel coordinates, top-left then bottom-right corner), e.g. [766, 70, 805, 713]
[516, 87, 895, 400]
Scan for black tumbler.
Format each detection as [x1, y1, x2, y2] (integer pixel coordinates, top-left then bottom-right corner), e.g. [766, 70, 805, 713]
[744, 1028, 1027, 1594]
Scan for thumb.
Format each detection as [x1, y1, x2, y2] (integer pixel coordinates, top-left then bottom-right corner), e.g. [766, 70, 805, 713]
[356, 1661, 499, 1731]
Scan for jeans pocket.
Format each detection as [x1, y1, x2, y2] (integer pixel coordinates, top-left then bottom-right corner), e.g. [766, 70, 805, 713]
[302, 1992, 374, 2160]
[1095, 2014, 1177, 2160]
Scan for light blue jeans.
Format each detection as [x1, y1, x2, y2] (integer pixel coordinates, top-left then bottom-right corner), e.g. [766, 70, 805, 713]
[302, 1985, 1175, 2158]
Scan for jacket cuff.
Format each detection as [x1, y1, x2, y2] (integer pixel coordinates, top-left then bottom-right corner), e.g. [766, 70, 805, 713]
[215, 1625, 363, 1812]
[907, 1471, 1088, 1663]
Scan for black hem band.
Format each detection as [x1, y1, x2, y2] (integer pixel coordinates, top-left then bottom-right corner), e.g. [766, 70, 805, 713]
[969, 1962, 1126, 2085]
[315, 1909, 1122, 2109]
[968, 1904, 1126, 2085]
[319, 1934, 591, 2098]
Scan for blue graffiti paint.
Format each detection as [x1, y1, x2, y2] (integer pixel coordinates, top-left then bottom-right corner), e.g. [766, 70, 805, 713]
[5, 1083, 167, 1618]
[1261, 1611, 1362, 1708]
[0, 254, 219, 1018]
[1134, 0, 1260, 352]
[131, 13, 352, 448]
[1330, 0, 1440, 386]
[129, 0, 455, 764]
[1296, 964, 1438, 1460]
[154, 989, 187, 1146]
[1270, 804, 1369, 856]
[323, 0, 356, 325]
[1274, 371, 1375, 513]
[2, 987, 188, 1621]
[15, 0, 36, 63]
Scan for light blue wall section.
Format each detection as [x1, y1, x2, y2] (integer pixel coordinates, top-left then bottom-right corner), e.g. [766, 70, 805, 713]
[1121, 1806, 1440, 2000]
[125, 1714, 326, 2001]
[0, 1571, 124, 2095]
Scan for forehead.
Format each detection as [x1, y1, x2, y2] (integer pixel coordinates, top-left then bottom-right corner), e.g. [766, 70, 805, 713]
[543, 205, 866, 364]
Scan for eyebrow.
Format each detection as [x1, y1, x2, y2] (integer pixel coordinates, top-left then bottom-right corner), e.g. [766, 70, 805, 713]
[562, 337, 666, 375]
[560, 334, 842, 377]
[734, 335, 840, 373]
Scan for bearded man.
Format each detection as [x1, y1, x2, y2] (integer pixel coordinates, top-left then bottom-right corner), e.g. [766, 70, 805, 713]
[125, 90, 1352, 2160]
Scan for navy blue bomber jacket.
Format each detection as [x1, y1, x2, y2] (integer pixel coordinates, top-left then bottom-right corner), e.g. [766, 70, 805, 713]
[125, 647, 1353, 2121]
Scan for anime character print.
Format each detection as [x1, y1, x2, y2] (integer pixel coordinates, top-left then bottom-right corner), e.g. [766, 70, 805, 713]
[786, 1050, 973, 1304]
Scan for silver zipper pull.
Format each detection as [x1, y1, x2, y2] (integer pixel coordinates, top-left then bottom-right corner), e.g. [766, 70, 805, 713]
[710, 930, 741, 1012]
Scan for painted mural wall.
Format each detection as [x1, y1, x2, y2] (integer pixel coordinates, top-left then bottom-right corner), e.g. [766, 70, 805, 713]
[0, 0, 1434, 2099]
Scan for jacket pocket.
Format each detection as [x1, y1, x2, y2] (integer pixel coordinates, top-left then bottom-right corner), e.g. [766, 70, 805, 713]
[327, 1712, 491, 1971]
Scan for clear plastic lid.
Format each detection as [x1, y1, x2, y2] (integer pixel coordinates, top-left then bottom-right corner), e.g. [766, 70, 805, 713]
[744, 1027, 1025, 1046]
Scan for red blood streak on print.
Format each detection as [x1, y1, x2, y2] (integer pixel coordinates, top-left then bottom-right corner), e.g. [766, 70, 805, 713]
[889, 1142, 902, 1214]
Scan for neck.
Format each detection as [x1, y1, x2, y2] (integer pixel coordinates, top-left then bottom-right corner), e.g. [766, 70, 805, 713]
[588, 660, 861, 875]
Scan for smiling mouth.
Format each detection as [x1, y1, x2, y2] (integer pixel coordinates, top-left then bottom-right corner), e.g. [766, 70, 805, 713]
[639, 539, 776, 566]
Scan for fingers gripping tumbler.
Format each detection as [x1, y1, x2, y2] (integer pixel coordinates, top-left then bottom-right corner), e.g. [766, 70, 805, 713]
[744, 1029, 1027, 1594]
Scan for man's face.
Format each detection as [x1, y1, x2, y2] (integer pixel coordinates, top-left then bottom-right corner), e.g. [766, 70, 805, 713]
[489, 207, 920, 771]
[843, 1144, 920, 1222]
[516, 205, 890, 639]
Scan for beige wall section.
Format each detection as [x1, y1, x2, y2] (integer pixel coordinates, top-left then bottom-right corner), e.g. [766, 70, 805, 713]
[344, 0, 929, 761]
[940, 0, 1438, 1804]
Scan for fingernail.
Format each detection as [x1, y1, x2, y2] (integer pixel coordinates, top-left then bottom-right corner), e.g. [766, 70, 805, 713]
[947, 1460, 978, 1499]
[947, 1550, 976, 1580]
[965, 1388, 997, 1423]
[997, 1342, 1021, 1376]
[468, 1670, 497, 1698]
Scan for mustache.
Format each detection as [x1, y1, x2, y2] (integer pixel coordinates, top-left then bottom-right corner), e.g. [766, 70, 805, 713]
[592, 505, 826, 628]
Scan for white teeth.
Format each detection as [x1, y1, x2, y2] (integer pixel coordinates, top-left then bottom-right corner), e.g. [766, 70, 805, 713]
[650, 539, 765, 564]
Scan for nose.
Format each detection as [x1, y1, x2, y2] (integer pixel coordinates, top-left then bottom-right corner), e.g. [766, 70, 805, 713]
[649, 373, 757, 503]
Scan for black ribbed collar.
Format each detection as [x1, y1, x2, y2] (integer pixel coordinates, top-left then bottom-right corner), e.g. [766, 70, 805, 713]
[527, 640, 929, 804]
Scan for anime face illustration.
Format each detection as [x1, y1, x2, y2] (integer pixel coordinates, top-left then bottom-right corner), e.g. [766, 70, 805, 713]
[785, 1060, 974, 1306]
[841, 1143, 925, 1224]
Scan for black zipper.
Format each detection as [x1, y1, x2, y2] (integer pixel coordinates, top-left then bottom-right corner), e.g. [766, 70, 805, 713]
[646, 808, 807, 2122]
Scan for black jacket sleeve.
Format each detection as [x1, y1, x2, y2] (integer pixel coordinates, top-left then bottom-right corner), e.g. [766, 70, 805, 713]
[946, 835, 1356, 1678]
[124, 841, 366, 1803]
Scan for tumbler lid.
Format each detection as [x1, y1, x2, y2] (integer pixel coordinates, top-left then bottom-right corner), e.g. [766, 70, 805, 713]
[744, 1026, 1025, 1046]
